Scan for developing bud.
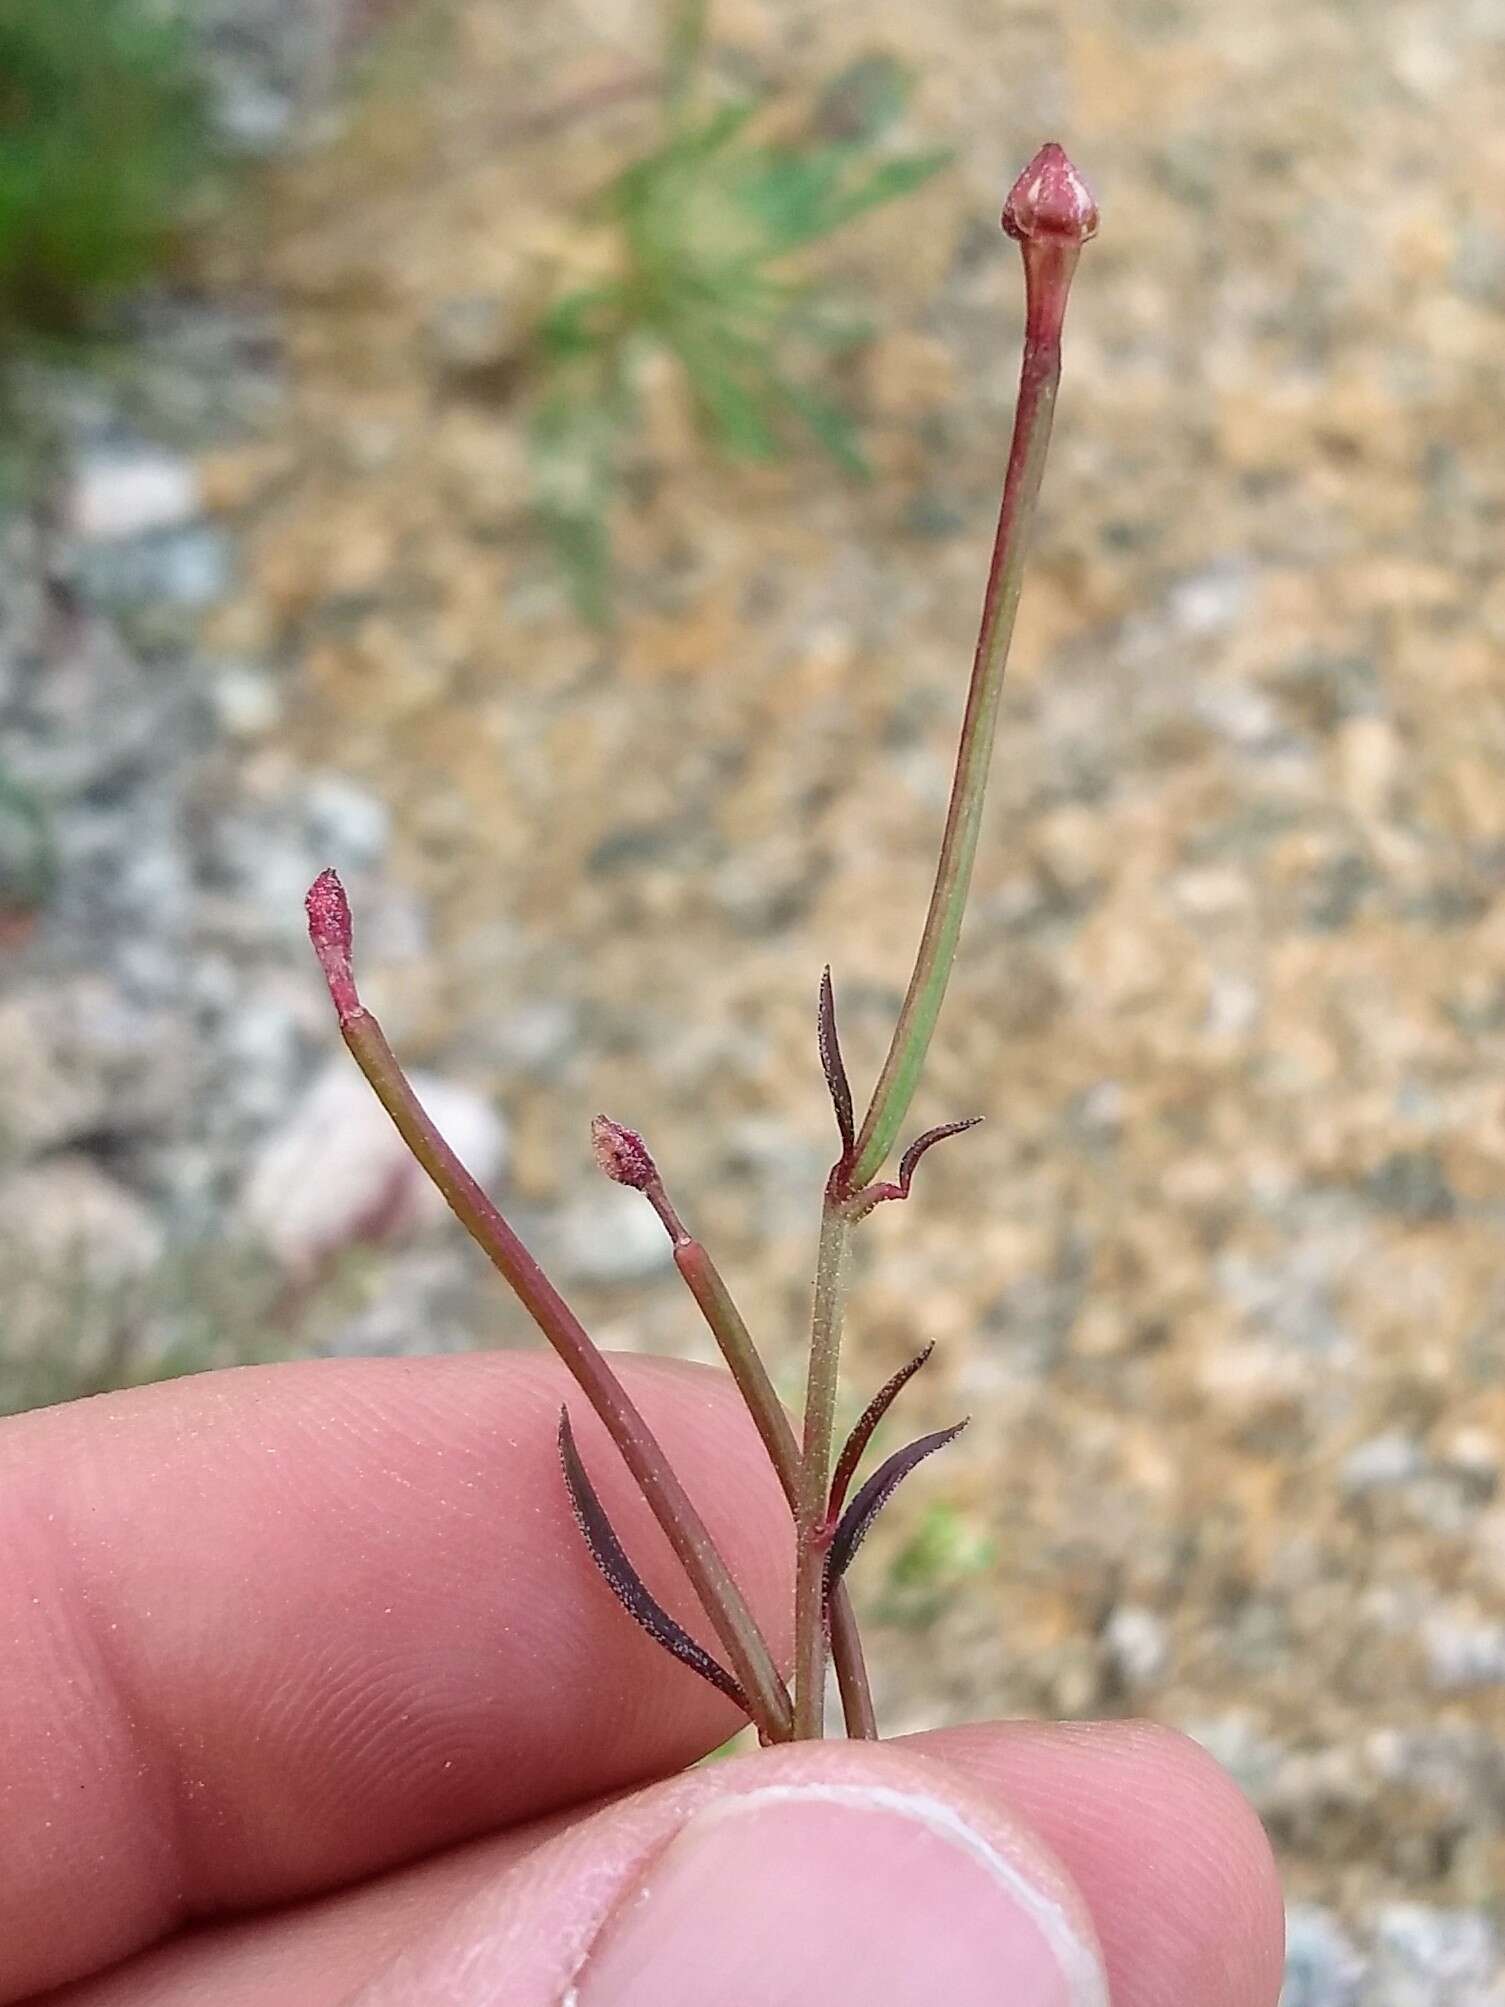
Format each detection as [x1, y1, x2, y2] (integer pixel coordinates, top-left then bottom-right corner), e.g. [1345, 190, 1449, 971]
[591, 1114, 659, 1191]
[1001, 141, 1098, 248]
[305, 867, 361, 1025]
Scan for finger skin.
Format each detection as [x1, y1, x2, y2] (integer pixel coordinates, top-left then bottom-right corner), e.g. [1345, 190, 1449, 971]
[350, 1738, 1109, 2006]
[30, 1726, 1283, 2007]
[0, 1355, 793, 2003]
[911, 1723, 1285, 2007]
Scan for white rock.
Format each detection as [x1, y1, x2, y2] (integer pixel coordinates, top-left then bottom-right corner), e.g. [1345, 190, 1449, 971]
[551, 1183, 674, 1286]
[239, 1059, 508, 1275]
[305, 774, 390, 869]
[1102, 1603, 1170, 1690]
[0, 1157, 164, 1285]
[0, 981, 122, 1155]
[210, 663, 284, 741]
[1372, 1905, 1501, 2002]
[1340, 1431, 1425, 1496]
[1420, 1609, 1505, 1693]
[69, 450, 202, 543]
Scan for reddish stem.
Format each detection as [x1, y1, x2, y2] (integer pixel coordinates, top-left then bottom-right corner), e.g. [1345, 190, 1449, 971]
[306, 875, 792, 1743]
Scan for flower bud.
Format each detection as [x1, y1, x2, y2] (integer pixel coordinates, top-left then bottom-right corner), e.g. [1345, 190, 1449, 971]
[305, 868, 360, 1024]
[1001, 141, 1098, 248]
[591, 1114, 658, 1191]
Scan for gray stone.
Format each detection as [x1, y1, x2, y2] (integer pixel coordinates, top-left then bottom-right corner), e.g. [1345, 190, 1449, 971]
[0, 979, 159, 1158]
[239, 1058, 509, 1275]
[75, 525, 233, 611]
[424, 294, 518, 379]
[1371, 1905, 1502, 2004]
[1282, 1906, 1366, 2006]
[1421, 1609, 1505, 1693]
[1341, 1431, 1426, 1496]
[304, 773, 391, 870]
[0, 1157, 164, 1285]
[68, 449, 201, 543]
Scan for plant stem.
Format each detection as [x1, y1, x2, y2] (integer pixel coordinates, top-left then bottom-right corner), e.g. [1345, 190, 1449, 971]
[335, 1001, 792, 1742]
[847, 156, 1095, 1191]
[793, 1190, 853, 1738]
[641, 1175, 876, 1737]
[787, 149, 1098, 1741]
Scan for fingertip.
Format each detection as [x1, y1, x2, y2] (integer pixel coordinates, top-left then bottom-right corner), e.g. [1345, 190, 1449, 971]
[351, 1740, 1110, 2006]
[908, 1719, 1285, 2007]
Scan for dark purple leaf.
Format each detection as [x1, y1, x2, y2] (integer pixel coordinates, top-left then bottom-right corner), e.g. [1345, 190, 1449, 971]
[824, 1420, 969, 1597]
[846, 1116, 983, 1220]
[818, 966, 856, 1161]
[897, 1116, 983, 1193]
[557, 1408, 748, 1711]
[827, 1343, 935, 1525]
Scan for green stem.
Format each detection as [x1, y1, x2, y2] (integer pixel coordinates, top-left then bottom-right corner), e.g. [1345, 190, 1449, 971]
[793, 1192, 853, 1738]
[847, 241, 1081, 1191]
[341, 1010, 793, 1744]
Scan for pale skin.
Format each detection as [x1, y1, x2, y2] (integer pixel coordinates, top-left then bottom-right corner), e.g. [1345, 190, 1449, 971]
[2, 1353, 1285, 2004]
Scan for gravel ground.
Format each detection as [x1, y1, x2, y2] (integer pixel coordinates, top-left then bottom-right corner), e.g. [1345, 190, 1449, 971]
[2, 0, 1504, 1996]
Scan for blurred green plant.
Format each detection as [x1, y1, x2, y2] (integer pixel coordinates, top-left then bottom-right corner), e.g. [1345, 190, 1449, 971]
[0, 0, 218, 339]
[529, 4, 950, 622]
[0, 1239, 293, 1420]
[0, 756, 57, 930]
[874, 1501, 998, 1631]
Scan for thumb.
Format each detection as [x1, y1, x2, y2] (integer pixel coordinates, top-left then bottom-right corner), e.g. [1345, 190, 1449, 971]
[353, 1740, 1110, 2006]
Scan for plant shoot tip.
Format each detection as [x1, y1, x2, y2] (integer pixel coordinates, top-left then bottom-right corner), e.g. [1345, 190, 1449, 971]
[591, 1113, 658, 1190]
[1001, 141, 1098, 247]
[305, 868, 360, 1023]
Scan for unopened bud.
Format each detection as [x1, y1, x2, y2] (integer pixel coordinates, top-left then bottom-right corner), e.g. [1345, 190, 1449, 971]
[591, 1114, 658, 1191]
[1001, 141, 1098, 248]
[305, 868, 361, 1024]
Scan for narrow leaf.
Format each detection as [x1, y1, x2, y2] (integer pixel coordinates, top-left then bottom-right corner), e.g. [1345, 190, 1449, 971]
[558, 1408, 749, 1710]
[779, 378, 869, 480]
[846, 1115, 983, 1219]
[818, 965, 856, 1159]
[811, 54, 911, 148]
[897, 1116, 983, 1194]
[824, 1420, 968, 1596]
[827, 1343, 934, 1526]
[815, 150, 953, 237]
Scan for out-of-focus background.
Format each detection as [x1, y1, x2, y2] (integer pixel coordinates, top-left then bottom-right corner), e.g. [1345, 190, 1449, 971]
[2, 1, 1503, 1995]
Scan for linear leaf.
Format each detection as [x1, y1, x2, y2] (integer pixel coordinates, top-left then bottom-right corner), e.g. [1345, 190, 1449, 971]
[557, 1407, 749, 1709]
[818, 965, 856, 1159]
[824, 1420, 968, 1597]
[827, 1343, 934, 1525]
[779, 378, 868, 480]
[896, 1116, 983, 1193]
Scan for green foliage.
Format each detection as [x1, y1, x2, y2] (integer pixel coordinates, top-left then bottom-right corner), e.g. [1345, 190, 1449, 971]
[0, 1240, 292, 1421]
[0, 756, 57, 926]
[0, 0, 218, 337]
[873, 1501, 997, 1631]
[697, 1725, 755, 1764]
[528, 25, 950, 620]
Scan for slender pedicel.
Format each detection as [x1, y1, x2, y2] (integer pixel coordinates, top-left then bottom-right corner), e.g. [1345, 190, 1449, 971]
[306, 871, 792, 1744]
[593, 1112, 879, 1738]
[846, 142, 1098, 1193]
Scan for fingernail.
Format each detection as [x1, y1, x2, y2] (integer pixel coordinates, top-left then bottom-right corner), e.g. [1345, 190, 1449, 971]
[571, 1781, 1107, 2006]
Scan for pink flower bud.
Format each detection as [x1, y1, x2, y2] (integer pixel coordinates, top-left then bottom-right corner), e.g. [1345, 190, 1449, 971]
[1001, 142, 1098, 248]
[305, 867, 361, 1025]
[591, 1114, 658, 1191]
